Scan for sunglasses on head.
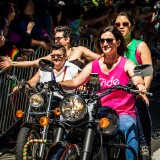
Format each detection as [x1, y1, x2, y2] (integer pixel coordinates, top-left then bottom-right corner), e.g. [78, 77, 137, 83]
[54, 37, 64, 41]
[114, 22, 130, 28]
[99, 38, 114, 44]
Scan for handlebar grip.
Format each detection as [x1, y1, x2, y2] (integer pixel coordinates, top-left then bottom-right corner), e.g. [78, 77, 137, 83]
[129, 89, 153, 96]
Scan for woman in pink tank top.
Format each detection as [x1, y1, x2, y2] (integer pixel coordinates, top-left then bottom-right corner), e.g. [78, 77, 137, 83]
[60, 26, 148, 160]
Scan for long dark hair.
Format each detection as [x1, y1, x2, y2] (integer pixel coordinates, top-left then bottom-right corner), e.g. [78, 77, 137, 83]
[95, 25, 127, 56]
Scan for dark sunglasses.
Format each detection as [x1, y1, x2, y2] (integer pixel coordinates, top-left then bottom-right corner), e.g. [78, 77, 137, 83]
[54, 37, 64, 41]
[50, 54, 65, 58]
[114, 22, 130, 28]
[99, 38, 114, 44]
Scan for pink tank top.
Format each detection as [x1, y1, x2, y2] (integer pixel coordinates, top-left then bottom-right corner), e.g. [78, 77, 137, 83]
[92, 57, 136, 118]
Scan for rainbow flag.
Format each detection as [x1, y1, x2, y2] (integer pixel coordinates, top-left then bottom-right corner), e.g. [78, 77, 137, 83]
[9, 45, 20, 61]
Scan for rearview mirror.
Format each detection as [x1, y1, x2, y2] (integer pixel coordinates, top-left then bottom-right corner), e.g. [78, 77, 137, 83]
[39, 59, 54, 72]
[133, 64, 153, 77]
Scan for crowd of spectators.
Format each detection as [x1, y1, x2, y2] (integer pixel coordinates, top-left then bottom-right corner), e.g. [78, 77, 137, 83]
[0, 0, 160, 72]
[0, 0, 159, 59]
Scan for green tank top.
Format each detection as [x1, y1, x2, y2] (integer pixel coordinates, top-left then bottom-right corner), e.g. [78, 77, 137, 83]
[124, 39, 142, 65]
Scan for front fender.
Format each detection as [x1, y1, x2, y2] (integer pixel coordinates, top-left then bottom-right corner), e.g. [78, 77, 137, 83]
[20, 122, 40, 129]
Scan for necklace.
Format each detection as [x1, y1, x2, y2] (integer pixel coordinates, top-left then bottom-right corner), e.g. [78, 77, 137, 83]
[67, 48, 73, 59]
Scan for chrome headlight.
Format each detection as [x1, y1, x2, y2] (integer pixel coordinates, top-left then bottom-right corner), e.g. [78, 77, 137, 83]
[60, 94, 87, 122]
[29, 94, 44, 108]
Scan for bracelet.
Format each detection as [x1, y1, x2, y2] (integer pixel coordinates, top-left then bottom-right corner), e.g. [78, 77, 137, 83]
[13, 61, 18, 66]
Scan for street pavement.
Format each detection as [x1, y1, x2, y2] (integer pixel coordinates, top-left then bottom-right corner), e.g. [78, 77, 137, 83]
[0, 80, 160, 160]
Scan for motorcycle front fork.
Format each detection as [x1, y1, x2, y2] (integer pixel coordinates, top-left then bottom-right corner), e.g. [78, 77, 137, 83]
[38, 125, 48, 159]
[81, 127, 95, 160]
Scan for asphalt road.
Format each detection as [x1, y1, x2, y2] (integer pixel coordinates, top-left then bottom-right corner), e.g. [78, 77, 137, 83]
[0, 80, 160, 160]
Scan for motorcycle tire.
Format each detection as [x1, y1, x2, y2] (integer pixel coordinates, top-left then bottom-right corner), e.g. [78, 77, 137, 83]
[45, 141, 80, 160]
[15, 126, 40, 160]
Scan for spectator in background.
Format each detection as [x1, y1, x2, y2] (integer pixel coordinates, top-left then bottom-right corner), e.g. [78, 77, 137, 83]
[0, 3, 33, 62]
[62, 3, 108, 41]
[50, 5, 63, 31]
[11, 0, 52, 51]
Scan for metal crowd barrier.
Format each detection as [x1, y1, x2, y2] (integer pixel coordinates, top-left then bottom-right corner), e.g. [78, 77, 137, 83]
[0, 33, 160, 137]
[0, 47, 51, 137]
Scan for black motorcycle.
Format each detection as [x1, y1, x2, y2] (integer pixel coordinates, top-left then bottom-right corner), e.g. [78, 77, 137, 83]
[45, 64, 153, 160]
[7, 59, 64, 160]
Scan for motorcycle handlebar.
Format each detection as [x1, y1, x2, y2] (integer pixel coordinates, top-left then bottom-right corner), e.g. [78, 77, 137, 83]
[96, 85, 153, 99]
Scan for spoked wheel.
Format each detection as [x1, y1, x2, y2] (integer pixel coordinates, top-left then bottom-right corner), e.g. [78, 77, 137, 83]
[15, 127, 40, 160]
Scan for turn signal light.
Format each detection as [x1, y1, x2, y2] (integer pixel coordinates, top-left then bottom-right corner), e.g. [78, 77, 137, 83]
[54, 107, 60, 116]
[39, 116, 49, 126]
[99, 118, 109, 128]
[16, 110, 24, 118]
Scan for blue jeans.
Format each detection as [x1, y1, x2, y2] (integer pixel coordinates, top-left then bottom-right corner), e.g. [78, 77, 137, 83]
[118, 115, 138, 160]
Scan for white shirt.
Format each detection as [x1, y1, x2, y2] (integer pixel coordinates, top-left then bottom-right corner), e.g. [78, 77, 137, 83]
[40, 61, 80, 93]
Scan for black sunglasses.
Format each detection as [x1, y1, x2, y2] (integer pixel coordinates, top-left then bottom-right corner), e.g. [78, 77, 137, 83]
[54, 37, 64, 41]
[99, 38, 114, 44]
[115, 22, 130, 28]
[50, 54, 65, 58]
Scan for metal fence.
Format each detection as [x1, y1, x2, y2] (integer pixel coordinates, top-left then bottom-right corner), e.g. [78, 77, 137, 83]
[0, 33, 160, 137]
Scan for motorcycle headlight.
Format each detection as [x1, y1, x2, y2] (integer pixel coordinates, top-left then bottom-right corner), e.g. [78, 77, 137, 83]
[60, 94, 87, 122]
[29, 94, 44, 108]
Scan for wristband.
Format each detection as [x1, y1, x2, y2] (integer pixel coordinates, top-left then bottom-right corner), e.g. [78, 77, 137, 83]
[13, 61, 18, 66]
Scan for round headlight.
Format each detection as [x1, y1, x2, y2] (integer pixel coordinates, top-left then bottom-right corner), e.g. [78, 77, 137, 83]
[60, 94, 87, 122]
[29, 94, 44, 108]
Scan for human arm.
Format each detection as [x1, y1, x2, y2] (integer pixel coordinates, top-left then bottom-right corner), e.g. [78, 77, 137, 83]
[76, 46, 100, 61]
[80, 14, 107, 26]
[59, 62, 92, 90]
[31, 39, 51, 51]
[125, 59, 149, 104]
[27, 70, 40, 88]
[138, 41, 153, 90]
[0, 35, 5, 47]
[0, 54, 51, 69]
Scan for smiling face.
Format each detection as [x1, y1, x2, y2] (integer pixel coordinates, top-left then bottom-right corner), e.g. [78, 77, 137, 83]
[100, 31, 119, 56]
[114, 15, 133, 38]
[50, 49, 67, 70]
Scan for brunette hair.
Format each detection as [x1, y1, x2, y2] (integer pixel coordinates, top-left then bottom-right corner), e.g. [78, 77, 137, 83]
[95, 25, 127, 56]
[54, 26, 71, 38]
[51, 43, 66, 55]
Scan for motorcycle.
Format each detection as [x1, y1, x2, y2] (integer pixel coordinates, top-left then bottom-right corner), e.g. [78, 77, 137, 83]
[7, 59, 64, 160]
[45, 64, 153, 160]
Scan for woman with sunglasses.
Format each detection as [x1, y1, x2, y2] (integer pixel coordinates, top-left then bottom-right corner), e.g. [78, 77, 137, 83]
[26, 43, 80, 93]
[113, 12, 153, 160]
[59, 25, 148, 160]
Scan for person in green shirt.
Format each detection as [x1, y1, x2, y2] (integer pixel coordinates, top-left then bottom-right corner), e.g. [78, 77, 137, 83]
[114, 12, 153, 160]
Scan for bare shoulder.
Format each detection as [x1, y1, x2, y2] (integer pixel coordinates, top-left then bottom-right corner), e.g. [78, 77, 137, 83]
[138, 41, 149, 49]
[77, 46, 92, 52]
[124, 59, 136, 72]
